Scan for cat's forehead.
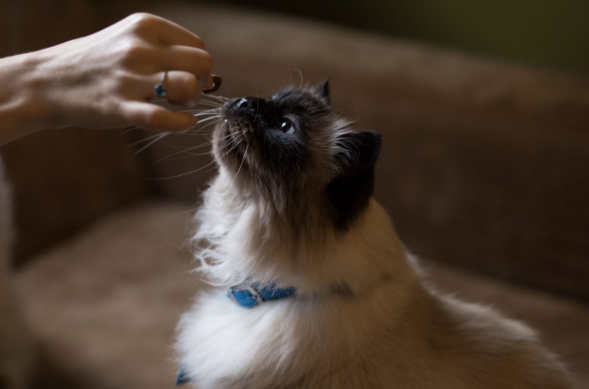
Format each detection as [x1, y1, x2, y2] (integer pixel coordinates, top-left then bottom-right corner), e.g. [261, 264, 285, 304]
[270, 88, 320, 107]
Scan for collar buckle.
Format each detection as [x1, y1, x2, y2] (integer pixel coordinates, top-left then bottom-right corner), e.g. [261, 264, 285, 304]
[227, 282, 296, 308]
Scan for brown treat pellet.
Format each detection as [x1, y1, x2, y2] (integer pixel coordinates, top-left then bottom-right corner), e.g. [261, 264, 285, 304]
[203, 74, 222, 94]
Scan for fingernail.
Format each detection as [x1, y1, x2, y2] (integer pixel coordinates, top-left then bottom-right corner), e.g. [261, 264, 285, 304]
[200, 74, 214, 90]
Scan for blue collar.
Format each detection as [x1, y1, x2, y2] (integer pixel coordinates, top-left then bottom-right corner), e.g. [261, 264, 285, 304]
[175, 367, 191, 386]
[227, 281, 296, 308]
[175, 282, 297, 385]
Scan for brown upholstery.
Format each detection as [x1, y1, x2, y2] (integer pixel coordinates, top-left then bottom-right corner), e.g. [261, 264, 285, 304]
[2, 129, 148, 265]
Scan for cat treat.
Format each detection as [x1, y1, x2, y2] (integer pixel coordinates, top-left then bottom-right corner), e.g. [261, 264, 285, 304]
[203, 74, 222, 94]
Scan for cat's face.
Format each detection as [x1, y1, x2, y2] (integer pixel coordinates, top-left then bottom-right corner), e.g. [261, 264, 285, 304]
[213, 80, 381, 230]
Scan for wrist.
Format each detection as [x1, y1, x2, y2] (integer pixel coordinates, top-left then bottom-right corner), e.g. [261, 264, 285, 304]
[19, 50, 61, 131]
[0, 51, 54, 142]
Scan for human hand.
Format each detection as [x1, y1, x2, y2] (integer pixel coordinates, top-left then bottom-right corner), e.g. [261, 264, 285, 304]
[15, 13, 214, 133]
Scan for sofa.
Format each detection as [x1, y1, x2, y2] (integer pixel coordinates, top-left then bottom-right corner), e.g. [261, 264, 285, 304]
[1, 1, 588, 388]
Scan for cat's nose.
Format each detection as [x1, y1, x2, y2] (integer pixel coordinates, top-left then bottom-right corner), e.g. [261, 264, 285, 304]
[228, 96, 267, 112]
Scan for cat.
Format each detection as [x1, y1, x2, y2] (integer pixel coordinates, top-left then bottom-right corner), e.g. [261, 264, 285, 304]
[0, 157, 33, 389]
[175, 80, 574, 389]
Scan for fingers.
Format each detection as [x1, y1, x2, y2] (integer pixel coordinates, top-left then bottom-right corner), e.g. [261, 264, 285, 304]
[125, 13, 205, 50]
[118, 13, 214, 90]
[112, 13, 218, 132]
[122, 101, 198, 132]
[162, 45, 212, 80]
[156, 17, 205, 50]
[149, 70, 203, 106]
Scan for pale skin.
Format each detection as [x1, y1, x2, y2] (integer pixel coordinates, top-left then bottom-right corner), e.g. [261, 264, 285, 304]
[0, 13, 215, 147]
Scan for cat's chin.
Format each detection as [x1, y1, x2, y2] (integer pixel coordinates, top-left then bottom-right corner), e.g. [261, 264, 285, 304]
[213, 121, 247, 171]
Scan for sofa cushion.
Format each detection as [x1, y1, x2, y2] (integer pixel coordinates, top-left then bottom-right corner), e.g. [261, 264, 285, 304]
[2, 129, 148, 268]
[17, 202, 588, 388]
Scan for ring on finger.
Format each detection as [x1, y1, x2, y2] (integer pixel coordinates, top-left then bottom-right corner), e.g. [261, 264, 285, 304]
[154, 71, 168, 98]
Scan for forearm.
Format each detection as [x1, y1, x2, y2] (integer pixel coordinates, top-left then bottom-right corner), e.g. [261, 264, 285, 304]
[0, 52, 49, 146]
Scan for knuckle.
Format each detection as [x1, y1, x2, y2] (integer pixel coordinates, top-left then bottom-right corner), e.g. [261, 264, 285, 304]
[127, 13, 159, 34]
[113, 71, 133, 94]
[119, 41, 153, 64]
[127, 43, 149, 58]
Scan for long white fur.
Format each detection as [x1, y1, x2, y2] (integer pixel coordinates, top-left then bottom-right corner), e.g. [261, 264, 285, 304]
[176, 168, 574, 389]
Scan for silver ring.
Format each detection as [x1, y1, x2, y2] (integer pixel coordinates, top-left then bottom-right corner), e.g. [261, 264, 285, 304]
[154, 71, 167, 98]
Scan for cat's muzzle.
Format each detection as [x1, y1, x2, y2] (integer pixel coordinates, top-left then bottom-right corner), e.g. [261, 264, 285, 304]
[223, 96, 267, 135]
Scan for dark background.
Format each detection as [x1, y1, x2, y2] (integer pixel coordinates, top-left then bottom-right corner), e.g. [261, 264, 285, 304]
[205, 0, 589, 74]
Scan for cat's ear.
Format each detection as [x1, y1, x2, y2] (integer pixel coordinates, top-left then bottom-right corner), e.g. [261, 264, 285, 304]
[328, 131, 381, 229]
[337, 131, 381, 177]
[318, 78, 331, 105]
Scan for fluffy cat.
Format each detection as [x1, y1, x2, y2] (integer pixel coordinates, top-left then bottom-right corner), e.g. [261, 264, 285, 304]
[175, 81, 574, 389]
[0, 157, 33, 389]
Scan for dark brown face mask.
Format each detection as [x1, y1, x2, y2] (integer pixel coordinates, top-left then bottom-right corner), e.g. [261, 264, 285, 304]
[203, 74, 222, 94]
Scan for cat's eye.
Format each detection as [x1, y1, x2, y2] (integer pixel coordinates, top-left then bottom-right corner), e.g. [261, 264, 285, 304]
[280, 118, 295, 135]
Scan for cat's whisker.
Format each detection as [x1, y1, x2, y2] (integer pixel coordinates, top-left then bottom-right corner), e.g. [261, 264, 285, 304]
[202, 96, 227, 101]
[202, 96, 228, 102]
[190, 105, 221, 112]
[198, 99, 225, 106]
[154, 147, 212, 164]
[149, 133, 244, 180]
[169, 149, 213, 159]
[192, 112, 221, 118]
[122, 126, 143, 135]
[230, 141, 249, 187]
[154, 130, 238, 164]
[292, 68, 304, 89]
[186, 106, 222, 112]
[199, 141, 244, 175]
[196, 108, 222, 114]
[192, 110, 221, 116]
[128, 115, 221, 154]
[203, 94, 229, 102]
[196, 116, 222, 125]
[133, 132, 171, 154]
[167, 140, 213, 154]
[129, 116, 220, 154]
[129, 131, 171, 147]
[202, 94, 228, 101]
[191, 120, 221, 133]
[196, 103, 223, 109]
[197, 112, 222, 117]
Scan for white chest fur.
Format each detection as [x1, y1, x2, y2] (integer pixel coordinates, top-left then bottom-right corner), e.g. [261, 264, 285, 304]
[177, 278, 418, 389]
[175, 174, 573, 389]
